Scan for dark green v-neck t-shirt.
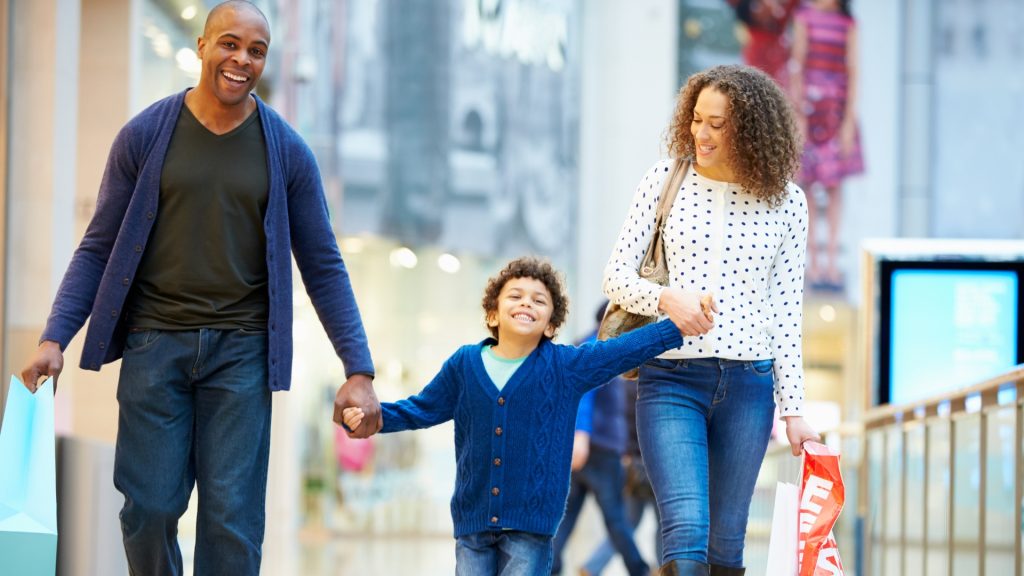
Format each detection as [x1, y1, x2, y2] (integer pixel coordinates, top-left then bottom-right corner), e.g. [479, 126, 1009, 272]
[126, 105, 269, 330]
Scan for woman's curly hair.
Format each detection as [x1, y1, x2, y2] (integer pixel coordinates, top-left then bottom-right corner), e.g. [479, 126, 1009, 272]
[481, 256, 569, 340]
[665, 64, 802, 206]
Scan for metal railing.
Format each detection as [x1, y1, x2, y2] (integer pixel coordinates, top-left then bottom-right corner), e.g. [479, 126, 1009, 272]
[859, 365, 1024, 576]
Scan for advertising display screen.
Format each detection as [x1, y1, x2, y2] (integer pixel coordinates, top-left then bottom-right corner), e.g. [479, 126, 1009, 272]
[878, 261, 1024, 406]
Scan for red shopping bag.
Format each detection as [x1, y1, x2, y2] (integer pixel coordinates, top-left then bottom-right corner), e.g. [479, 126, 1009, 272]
[798, 441, 845, 576]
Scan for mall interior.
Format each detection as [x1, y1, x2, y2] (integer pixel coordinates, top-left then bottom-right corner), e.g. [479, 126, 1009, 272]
[1, 0, 1023, 575]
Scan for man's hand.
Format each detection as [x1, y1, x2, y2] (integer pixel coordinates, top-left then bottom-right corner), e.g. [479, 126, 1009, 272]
[782, 415, 821, 457]
[659, 288, 716, 336]
[570, 430, 590, 471]
[21, 341, 63, 394]
[333, 374, 381, 438]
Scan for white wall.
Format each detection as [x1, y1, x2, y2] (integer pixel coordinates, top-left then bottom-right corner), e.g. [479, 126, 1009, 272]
[576, 0, 680, 318]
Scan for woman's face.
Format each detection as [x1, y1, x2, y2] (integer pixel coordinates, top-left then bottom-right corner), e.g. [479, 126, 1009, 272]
[690, 87, 735, 182]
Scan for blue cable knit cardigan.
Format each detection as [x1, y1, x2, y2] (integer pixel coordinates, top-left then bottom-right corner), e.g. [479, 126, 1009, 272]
[381, 319, 683, 538]
[40, 89, 373, 390]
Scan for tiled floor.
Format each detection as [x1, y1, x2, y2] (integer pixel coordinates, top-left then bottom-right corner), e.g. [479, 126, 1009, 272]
[182, 499, 648, 575]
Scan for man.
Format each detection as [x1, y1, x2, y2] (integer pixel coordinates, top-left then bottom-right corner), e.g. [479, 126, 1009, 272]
[550, 303, 648, 576]
[20, 2, 380, 574]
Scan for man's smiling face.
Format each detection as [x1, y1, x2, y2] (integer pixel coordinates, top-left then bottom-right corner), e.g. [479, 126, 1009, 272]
[196, 4, 270, 108]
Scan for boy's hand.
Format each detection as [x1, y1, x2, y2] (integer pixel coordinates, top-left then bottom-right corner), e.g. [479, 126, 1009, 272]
[333, 374, 382, 438]
[342, 407, 365, 431]
[699, 293, 718, 322]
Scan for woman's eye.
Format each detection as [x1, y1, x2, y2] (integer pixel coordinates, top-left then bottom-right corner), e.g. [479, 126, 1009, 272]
[710, 123, 724, 130]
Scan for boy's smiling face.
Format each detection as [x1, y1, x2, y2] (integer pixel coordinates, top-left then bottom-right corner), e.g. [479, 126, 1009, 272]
[487, 277, 556, 343]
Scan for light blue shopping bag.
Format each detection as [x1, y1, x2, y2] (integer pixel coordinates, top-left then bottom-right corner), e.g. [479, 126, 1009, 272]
[0, 376, 57, 576]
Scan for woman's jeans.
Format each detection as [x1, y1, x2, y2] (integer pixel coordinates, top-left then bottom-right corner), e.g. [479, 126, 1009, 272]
[455, 530, 554, 575]
[636, 357, 775, 568]
[114, 329, 272, 576]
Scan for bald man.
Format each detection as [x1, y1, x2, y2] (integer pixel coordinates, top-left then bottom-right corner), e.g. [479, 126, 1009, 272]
[20, 2, 379, 573]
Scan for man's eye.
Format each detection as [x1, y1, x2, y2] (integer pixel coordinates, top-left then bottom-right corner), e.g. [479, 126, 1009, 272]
[223, 41, 236, 48]
[251, 49, 265, 57]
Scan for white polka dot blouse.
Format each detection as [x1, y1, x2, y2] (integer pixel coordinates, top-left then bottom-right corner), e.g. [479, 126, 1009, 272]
[602, 159, 809, 417]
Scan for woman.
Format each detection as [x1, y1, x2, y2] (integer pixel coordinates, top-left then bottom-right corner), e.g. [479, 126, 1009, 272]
[602, 65, 819, 576]
[790, 0, 864, 288]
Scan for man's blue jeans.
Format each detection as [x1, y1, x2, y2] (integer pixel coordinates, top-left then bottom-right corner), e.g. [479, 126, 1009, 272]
[551, 445, 648, 575]
[114, 329, 272, 576]
[636, 357, 775, 568]
[455, 530, 553, 575]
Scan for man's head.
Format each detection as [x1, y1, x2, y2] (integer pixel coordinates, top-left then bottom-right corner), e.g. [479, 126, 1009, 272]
[482, 257, 569, 342]
[196, 1, 271, 107]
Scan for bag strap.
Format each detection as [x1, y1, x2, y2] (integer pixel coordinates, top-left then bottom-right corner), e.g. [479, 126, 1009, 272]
[640, 157, 691, 271]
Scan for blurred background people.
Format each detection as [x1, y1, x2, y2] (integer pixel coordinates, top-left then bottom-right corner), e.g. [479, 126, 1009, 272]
[789, 0, 864, 290]
[578, 375, 662, 576]
[729, 0, 801, 88]
[551, 303, 649, 576]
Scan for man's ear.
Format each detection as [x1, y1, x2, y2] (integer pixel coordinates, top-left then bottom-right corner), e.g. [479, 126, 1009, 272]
[196, 36, 206, 58]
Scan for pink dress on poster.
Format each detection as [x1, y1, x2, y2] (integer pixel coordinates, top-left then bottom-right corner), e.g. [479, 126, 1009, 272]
[795, 5, 864, 187]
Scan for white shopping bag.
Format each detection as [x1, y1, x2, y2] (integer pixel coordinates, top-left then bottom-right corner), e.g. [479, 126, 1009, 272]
[765, 481, 798, 576]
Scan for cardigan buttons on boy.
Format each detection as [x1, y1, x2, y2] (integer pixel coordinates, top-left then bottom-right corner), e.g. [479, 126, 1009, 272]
[493, 458, 501, 466]
[495, 427, 503, 436]
[497, 397, 505, 405]
[490, 516, 498, 524]
[491, 487, 500, 496]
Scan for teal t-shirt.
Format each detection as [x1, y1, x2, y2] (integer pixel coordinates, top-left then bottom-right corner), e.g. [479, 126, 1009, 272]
[481, 346, 527, 391]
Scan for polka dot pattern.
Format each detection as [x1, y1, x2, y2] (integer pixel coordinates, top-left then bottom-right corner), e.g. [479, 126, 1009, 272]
[602, 159, 809, 416]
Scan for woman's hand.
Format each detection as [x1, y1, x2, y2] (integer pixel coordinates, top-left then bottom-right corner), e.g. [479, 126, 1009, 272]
[782, 416, 820, 457]
[659, 287, 717, 336]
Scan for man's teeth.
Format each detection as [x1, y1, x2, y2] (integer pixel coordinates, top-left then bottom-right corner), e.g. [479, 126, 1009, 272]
[223, 71, 248, 82]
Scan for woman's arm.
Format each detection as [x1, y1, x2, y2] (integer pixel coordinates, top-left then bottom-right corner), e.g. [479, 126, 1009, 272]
[602, 160, 674, 317]
[766, 186, 809, 419]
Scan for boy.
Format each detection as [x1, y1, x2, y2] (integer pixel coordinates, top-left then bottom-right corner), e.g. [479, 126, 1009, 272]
[344, 256, 689, 575]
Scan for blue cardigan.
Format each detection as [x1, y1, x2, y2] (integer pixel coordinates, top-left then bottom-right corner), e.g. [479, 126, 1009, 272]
[380, 319, 683, 538]
[40, 90, 374, 390]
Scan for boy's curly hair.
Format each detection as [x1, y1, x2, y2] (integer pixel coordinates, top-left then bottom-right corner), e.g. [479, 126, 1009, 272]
[665, 64, 801, 207]
[481, 256, 569, 340]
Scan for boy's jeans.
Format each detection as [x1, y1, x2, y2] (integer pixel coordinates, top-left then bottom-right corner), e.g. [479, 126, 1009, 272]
[636, 357, 776, 568]
[456, 530, 553, 575]
[114, 328, 272, 576]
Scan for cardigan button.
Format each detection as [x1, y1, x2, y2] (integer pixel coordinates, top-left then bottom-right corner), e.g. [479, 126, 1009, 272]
[497, 397, 505, 406]
[146, 211, 154, 220]
[493, 458, 501, 466]
[134, 245, 142, 253]
[111, 309, 119, 317]
[122, 277, 130, 286]
[494, 427, 502, 436]
[490, 516, 498, 524]
[491, 487, 500, 496]
[98, 341, 106, 350]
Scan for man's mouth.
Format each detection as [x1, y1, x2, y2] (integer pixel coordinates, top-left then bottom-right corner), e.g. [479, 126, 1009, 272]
[222, 70, 249, 84]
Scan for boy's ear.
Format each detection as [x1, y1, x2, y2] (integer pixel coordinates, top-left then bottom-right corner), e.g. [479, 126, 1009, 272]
[544, 324, 556, 338]
[486, 311, 499, 328]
